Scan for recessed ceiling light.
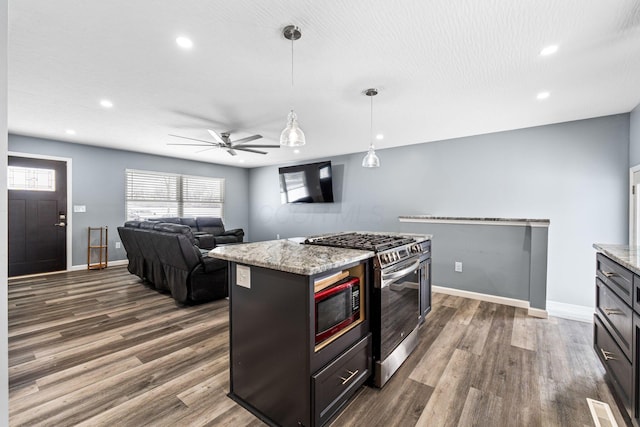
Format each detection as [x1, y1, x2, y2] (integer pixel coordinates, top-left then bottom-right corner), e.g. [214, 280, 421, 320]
[65, 129, 76, 135]
[294, 149, 300, 154]
[176, 36, 193, 49]
[238, 159, 245, 163]
[536, 91, 550, 100]
[100, 99, 113, 108]
[540, 45, 558, 56]
[376, 134, 384, 140]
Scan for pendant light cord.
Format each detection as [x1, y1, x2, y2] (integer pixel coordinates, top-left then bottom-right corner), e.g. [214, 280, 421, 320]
[370, 94, 374, 149]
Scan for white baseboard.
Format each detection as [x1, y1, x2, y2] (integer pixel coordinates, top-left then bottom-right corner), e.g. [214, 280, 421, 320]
[433, 285, 533, 309]
[527, 307, 548, 319]
[546, 300, 593, 323]
[433, 285, 548, 318]
[70, 259, 128, 271]
[432, 286, 592, 322]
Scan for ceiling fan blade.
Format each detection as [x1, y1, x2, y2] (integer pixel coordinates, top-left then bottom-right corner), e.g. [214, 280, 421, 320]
[195, 147, 217, 154]
[234, 144, 280, 148]
[227, 148, 238, 156]
[232, 134, 263, 145]
[207, 129, 225, 144]
[167, 142, 221, 147]
[168, 134, 218, 145]
[235, 147, 267, 155]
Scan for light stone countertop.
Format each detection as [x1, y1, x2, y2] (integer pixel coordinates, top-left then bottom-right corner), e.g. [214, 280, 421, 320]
[593, 243, 640, 276]
[209, 231, 432, 276]
[208, 239, 374, 276]
[399, 215, 550, 227]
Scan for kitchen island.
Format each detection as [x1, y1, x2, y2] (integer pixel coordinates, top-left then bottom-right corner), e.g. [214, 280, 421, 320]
[210, 238, 374, 427]
[209, 233, 431, 427]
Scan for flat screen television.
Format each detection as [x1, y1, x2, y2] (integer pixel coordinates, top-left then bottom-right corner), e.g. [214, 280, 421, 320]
[279, 161, 334, 204]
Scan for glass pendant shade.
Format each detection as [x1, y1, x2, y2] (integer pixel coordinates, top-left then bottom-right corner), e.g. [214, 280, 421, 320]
[362, 146, 380, 168]
[280, 110, 306, 147]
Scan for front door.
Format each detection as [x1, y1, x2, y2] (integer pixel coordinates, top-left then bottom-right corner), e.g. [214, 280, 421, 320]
[8, 156, 67, 276]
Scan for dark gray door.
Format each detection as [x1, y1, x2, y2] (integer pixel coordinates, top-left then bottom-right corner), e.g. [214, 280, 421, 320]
[8, 156, 67, 276]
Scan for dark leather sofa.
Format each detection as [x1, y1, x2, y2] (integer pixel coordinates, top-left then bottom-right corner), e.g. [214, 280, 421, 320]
[154, 217, 244, 250]
[117, 219, 237, 303]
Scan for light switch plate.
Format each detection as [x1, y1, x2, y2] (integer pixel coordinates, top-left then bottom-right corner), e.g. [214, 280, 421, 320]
[73, 205, 86, 213]
[236, 265, 251, 288]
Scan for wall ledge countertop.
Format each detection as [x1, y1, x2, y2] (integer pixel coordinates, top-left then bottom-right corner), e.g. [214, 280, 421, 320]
[209, 232, 431, 276]
[399, 215, 551, 227]
[593, 243, 640, 276]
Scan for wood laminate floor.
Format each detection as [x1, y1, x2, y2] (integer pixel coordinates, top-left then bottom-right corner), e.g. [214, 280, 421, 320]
[9, 266, 628, 426]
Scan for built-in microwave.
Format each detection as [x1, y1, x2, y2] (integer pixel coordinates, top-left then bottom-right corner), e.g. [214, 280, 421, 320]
[314, 276, 361, 345]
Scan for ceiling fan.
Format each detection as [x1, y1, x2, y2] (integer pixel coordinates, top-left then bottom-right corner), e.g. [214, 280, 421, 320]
[168, 130, 280, 156]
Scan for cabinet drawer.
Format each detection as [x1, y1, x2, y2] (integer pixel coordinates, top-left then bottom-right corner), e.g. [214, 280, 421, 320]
[594, 314, 632, 409]
[597, 254, 633, 305]
[312, 333, 372, 427]
[596, 277, 633, 360]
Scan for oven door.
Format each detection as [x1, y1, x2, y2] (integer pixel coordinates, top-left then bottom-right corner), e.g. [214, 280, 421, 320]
[378, 256, 423, 361]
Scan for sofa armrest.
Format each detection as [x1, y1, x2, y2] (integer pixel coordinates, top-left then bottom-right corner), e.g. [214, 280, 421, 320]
[220, 228, 244, 238]
[194, 234, 216, 250]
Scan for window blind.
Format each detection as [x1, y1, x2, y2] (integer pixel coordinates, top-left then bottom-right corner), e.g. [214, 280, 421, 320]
[125, 169, 224, 220]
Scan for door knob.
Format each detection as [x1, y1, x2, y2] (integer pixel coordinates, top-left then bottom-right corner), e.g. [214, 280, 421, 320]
[54, 222, 66, 227]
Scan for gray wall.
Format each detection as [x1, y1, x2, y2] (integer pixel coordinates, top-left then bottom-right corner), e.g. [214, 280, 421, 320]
[9, 134, 250, 267]
[1, 0, 8, 421]
[249, 114, 630, 308]
[631, 103, 640, 167]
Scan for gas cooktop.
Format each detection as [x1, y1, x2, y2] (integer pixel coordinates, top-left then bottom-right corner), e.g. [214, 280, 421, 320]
[304, 232, 415, 252]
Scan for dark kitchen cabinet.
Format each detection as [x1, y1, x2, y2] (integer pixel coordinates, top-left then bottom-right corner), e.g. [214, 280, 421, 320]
[594, 253, 640, 425]
[228, 259, 372, 427]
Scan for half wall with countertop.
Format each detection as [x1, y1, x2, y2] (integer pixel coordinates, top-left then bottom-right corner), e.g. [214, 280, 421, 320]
[398, 216, 548, 315]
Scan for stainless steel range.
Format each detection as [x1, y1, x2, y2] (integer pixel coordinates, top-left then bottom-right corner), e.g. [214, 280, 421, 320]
[305, 232, 431, 387]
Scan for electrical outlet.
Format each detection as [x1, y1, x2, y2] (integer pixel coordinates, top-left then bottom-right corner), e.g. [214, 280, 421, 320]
[276, 234, 280, 239]
[115, 242, 121, 249]
[455, 261, 463, 272]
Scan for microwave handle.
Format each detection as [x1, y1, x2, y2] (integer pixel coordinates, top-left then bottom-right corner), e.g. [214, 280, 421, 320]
[381, 259, 421, 288]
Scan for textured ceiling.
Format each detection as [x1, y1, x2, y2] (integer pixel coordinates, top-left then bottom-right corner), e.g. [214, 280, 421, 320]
[8, 0, 640, 168]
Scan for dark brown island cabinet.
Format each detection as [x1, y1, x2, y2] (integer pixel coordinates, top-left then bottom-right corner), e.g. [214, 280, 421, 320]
[227, 258, 372, 427]
[593, 248, 640, 426]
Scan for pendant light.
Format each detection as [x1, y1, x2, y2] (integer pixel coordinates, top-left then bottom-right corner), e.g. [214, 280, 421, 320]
[280, 25, 306, 147]
[362, 88, 380, 168]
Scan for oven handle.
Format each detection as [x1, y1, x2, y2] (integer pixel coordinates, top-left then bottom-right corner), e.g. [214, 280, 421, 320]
[381, 259, 421, 288]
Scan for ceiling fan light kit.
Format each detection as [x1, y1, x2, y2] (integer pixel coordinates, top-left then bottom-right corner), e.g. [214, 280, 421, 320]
[362, 88, 381, 168]
[280, 25, 306, 147]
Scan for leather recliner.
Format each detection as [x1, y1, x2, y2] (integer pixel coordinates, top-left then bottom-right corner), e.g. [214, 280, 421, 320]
[117, 221, 228, 303]
[153, 216, 244, 249]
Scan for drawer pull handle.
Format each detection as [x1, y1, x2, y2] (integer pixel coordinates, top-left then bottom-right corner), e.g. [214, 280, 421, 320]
[600, 348, 617, 361]
[339, 369, 359, 385]
[604, 308, 623, 316]
[602, 271, 618, 278]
